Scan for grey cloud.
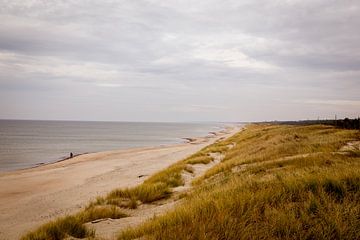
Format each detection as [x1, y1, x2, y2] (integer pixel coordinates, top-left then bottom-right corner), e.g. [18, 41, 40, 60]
[0, 0, 359, 121]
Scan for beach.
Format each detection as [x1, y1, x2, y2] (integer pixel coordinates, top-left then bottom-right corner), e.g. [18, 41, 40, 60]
[0, 125, 240, 239]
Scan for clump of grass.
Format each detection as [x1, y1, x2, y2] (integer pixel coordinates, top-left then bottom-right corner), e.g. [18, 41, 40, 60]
[144, 164, 185, 187]
[185, 155, 212, 165]
[78, 205, 128, 222]
[205, 145, 230, 154]
[21, 216, 91, 240]
[21, 205, 127, 240]
[103, 165, 185, 207]
[108, 182, 172, 203]
[104, 197, 138, 209]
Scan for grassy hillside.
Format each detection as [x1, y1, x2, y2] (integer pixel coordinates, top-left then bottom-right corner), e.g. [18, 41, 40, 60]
[22, 124, 360, 240]
[118, 124, 360, 240]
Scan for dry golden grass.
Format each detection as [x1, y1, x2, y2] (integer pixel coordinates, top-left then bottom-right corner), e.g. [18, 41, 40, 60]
[118, 124, 360, 240]
[96, 141, 230, 209]
[21, 205, 127, 240]
[22, 124, 360, 240]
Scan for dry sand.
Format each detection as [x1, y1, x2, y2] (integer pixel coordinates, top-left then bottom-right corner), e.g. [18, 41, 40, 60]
[0, 125, 241, 240]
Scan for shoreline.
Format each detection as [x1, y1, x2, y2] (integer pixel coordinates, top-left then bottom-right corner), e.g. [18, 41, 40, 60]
[0, 124, 229, 176]
[0, 124, 242, 239]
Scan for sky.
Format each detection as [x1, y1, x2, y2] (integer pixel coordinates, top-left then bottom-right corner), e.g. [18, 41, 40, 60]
[0, 0, 359, 122]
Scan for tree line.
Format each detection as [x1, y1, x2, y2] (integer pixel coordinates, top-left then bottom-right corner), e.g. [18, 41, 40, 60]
[265, 117, 360, 130]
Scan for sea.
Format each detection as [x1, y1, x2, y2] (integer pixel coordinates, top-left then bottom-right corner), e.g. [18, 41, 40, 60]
[0, 120, 226, 172]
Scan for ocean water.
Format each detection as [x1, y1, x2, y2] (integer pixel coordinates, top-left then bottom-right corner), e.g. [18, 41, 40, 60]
[0, 120, 224, 172]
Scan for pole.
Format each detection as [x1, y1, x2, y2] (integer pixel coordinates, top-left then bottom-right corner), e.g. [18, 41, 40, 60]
[335, 114, 337, 127]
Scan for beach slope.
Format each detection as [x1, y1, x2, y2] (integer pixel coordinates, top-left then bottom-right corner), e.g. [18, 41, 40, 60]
[0, 126, 240, 239]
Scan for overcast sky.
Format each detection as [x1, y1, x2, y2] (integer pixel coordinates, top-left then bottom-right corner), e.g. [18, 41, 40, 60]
[0, 0, 359, 122]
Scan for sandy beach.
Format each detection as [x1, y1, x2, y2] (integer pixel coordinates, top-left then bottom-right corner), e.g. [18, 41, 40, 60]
[0, 125, 240, 240]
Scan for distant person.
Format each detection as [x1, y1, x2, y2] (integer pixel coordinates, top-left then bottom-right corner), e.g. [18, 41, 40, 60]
[70, 152, 73, 158]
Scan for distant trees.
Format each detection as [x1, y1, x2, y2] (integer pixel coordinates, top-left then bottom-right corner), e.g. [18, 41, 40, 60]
[333, 118, 360, 130]
[269, 117, 360, 130]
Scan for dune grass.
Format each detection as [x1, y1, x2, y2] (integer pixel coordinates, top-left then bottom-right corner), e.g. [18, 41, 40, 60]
[118, 124, 360, 240]
[22, 124, 359, 240]
[89, 142, 227, 210]
[21, 216, 91, 240]
[21, 205, 127, 240]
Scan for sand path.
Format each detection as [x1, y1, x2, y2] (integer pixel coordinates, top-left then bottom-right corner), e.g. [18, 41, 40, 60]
[0, 126, 240, 240]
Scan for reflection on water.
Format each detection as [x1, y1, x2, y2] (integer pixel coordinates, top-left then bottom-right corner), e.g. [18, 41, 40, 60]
[0, 120, 224, 171]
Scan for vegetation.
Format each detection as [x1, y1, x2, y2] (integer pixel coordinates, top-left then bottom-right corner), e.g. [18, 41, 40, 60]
[334, 117, 360, 129]
[86, 142, 231, 210]
[118, 124, 360, 240]
[274, 117, 360, 130]
[22, 124, 360, 239]
[21, 205, 126, 240]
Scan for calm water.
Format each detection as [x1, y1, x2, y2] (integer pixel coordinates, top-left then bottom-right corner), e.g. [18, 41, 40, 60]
[0, 120, 224, 172]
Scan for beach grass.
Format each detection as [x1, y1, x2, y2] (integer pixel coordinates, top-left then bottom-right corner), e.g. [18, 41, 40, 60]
[21, 205, 127, 240]
[21, 216, 92, 240]
[118, 124, 360, 240]
[92, 142, 228, 209]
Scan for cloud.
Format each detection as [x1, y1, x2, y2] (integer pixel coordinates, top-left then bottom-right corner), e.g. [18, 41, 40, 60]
[0, 0, 359, 121]
[175, 104, 230, 113]
[299, 99, 360, 107]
